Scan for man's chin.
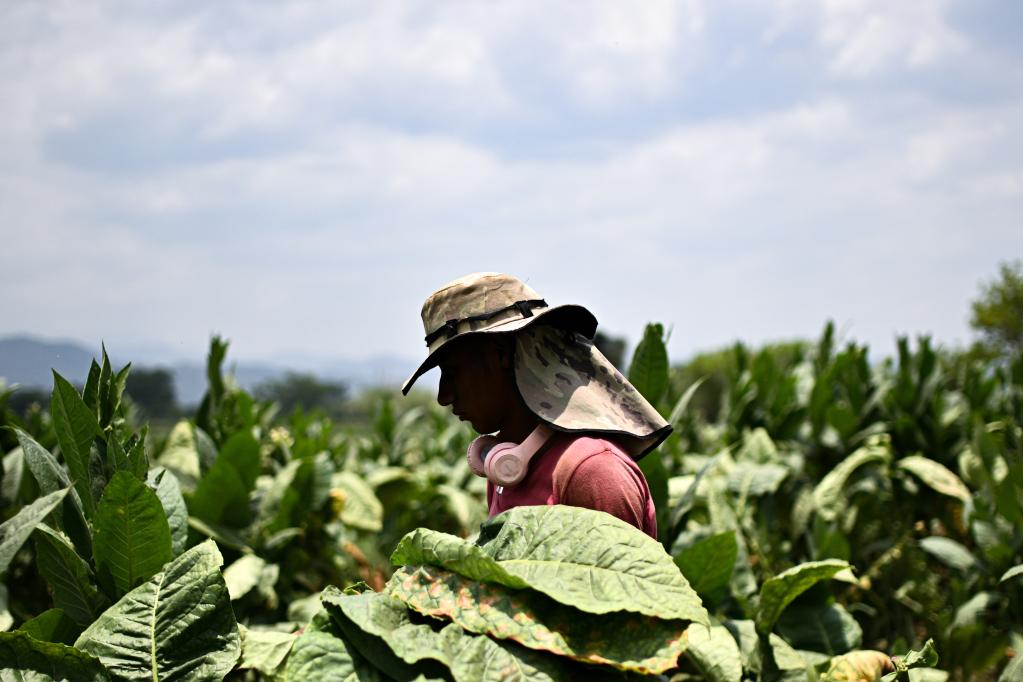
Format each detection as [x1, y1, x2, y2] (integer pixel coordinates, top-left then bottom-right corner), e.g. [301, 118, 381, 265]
[470, 420, 498, 435]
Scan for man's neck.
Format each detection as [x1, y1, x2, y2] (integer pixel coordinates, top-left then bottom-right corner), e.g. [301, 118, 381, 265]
[497, 405, 539, 444]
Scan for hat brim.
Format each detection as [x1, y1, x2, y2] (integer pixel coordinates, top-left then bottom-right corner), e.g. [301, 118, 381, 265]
[401, 304, 597, 395]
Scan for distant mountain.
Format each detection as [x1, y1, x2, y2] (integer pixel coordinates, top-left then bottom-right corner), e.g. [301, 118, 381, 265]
[0, 335, 102, 388]
[0, 335, 417, 405]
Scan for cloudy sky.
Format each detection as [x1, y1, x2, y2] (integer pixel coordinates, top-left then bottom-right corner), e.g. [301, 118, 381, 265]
[2, 0, 1021, 373]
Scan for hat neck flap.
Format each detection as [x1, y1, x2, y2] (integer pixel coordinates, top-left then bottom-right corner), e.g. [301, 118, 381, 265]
[512, 324, 671, 460]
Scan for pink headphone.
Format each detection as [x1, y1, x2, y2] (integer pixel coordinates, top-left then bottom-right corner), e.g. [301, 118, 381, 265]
[466, 424, 553, 487]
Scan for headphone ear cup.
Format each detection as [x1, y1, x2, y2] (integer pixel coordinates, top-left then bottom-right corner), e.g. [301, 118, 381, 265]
[485, 444, 529, 486]
[466, 435, 499, 477]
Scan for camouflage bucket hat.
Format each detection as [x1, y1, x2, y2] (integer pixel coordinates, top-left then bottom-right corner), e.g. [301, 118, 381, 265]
[402, 272, 598, 395]
[513, 324, 671, 460]
[403, 272, 671, 460]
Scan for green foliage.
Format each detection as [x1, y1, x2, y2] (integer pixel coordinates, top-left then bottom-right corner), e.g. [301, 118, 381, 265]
[17, 607, 80, 646]
[756, 560, 850, 634]
[0, 630, 109, 681]
[91, 471, 173, 598]
[0, 487, 71, 576]
[971, 260, 1023, 357]
[33, 525, 106, 627]
[51, 373, 102, 517]
[628, 322, 672, 538]
[629, 322, 670, 406]
[75, 541, 240, 680]
[1, 323, 1020, 681]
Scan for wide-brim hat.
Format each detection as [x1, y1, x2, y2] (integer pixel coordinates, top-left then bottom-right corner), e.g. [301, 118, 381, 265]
[403, 272, 671, 459]
[401, 272, 597, 395]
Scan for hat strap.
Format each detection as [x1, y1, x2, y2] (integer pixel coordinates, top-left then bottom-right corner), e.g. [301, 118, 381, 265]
[424, 299, 547, 346]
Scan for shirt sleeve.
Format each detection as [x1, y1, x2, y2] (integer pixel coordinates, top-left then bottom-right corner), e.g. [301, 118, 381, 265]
[553, 446, 649, 530]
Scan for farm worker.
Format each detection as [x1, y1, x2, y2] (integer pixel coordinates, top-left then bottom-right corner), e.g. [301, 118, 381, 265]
[402, 272, 671, 538]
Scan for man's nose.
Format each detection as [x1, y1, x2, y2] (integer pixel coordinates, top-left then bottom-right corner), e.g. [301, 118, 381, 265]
[437, 375, 453, 407]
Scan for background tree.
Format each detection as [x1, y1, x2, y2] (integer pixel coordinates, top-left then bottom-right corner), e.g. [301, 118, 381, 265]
[125, 367, 179, 419]
[255, 372, 348, 416]
[970, 260, 1023, 357]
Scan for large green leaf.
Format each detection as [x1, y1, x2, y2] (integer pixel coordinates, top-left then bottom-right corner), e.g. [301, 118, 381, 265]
[322, 588, 446, 681]
[189, 432, 261, 529]
[813, 441, 890, 521]
[776, 602, 862, 655]
[628, 322, 669, 406]
[216, 432, 261, 490]
[51, 372, 102, 518]
[282, 628, 360, 681]
[75, 540, 240, 681]
[392, 505, 708, 623]
[260, 453, 335, 534]
[0, 630, 109, 681]
[33, 525, 106, 627]
[92, 471, 173, 598]
[332, 472, 385, 532]
[386, 565, 690, 674]
[236, 625, 297, 678]
[155, 421, 203, 492]
[897, 456, 971, 504]
[756, 559, 850, 634]
[0, 486, 71, 576]
[675, 531, 739, 601]
[727, 462, 789, 497]
[146, 468, 188, 558]
[16, 429, 92, 559]
[17, 608, 80, 646]
[188, 459, 250, 528]
[323, 588, 569, 682]
[684, 624, 743, 682]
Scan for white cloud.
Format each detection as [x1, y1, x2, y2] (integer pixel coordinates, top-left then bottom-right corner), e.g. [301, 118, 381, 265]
[817, 0, 967, 77]
[1, 1, 1021, 367]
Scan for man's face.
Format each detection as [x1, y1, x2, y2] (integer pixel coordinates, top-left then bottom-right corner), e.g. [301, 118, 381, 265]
[435, 335, 516, 435]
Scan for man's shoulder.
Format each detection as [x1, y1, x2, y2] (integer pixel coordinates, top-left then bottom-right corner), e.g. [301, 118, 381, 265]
[556, 433, 627, 459]
[551, 433, 633, 487]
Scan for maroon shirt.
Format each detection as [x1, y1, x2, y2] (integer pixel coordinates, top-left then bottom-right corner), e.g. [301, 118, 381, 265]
[485, 433, 658, 538]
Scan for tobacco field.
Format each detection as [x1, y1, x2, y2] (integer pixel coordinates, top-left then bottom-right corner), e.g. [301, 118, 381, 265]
[0, 323, 1020, 681]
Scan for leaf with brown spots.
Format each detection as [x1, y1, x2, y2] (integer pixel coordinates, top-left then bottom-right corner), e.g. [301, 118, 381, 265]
[385, 565, 691, 675]
[391, 505, 708, 624]
[824, 650, 895, 682]
[321, 587, 573, 682]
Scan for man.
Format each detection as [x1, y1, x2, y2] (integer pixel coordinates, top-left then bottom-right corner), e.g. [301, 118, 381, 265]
[401, 272, 671, 538]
